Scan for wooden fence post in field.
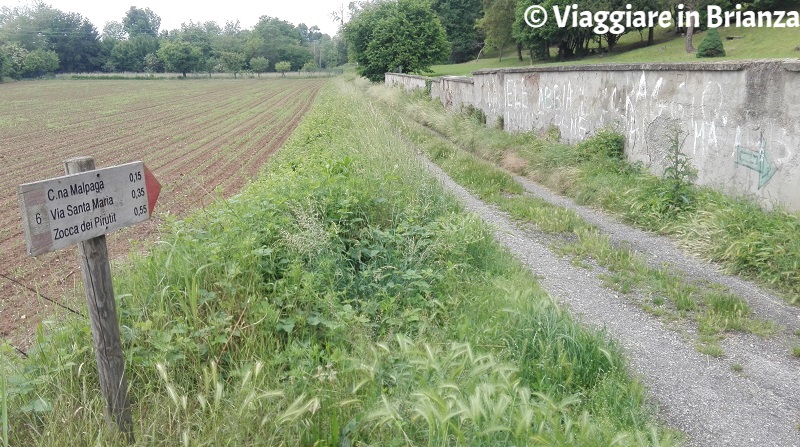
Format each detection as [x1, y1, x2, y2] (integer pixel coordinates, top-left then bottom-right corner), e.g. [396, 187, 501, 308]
[64, 157, 135, 443]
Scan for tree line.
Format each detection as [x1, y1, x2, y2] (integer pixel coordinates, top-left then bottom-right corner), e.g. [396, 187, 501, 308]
[0, 3, 348, 79]
[1, 0, 790, 80]
[343, 0, 790, 81]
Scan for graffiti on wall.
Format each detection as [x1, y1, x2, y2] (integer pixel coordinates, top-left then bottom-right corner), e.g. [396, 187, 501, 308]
[735, 130, 777, 189]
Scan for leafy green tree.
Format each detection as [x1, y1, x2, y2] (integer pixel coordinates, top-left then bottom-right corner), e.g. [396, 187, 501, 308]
[696, 28, 726, 57]
[0, 4, 101, 72]
[123, 6, 161, 38]
[0, 48, 7, 79]
[46, 12, 101, 72]
[250, 17, 313, 73]
[201, 56, 221, 77]
[1, 43, 27, 79]
[220, 51, 245, 78]
[477, 0, 516, 60]
[249, 56, 269, 77]
[514, 0, 592, 61]
[143, 52, 161, 72]
[302, 61, 318, 72]
[102, 21, 126, 40]
[174, 21, 220, 59]
[157, 40, 202, 76]
[345, 0, 450, 82]
[432, 0, 484, 63]
[275, 60, 291, 76]
[22, 48, 58, 77]
[110, 34, 159, 72]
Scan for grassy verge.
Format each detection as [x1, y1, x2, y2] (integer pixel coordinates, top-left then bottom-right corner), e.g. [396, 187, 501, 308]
[369, 85, 779, 356]
[372, 85, 800, 306]
[0, 78, 672, 446]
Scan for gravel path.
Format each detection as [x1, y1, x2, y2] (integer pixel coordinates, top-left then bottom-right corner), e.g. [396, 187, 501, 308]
[419, 156, 800, 447]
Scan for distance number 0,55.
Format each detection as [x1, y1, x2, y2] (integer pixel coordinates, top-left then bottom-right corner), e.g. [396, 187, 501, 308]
[133, 204, 148, 217]
[131, 187, 146, 199]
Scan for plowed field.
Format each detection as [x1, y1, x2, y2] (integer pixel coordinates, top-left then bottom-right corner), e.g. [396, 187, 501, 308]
[0, 78, 326, 346]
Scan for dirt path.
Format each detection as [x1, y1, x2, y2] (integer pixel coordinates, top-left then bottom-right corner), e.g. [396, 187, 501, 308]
[418, 156, 800, 447]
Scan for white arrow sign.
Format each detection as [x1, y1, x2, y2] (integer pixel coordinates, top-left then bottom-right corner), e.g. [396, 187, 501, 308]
[18, 161, 161, 256]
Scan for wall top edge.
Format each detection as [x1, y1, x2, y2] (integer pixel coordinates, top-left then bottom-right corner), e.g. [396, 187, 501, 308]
[441, 76, 474, 84]
[471, 59, 800, 75]
[385, 73, 429, 80]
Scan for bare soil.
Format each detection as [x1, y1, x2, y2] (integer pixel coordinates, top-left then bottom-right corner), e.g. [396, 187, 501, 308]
[0, 79, 325, 349]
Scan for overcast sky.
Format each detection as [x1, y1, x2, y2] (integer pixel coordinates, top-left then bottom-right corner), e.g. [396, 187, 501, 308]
[0, 0, 345, 36]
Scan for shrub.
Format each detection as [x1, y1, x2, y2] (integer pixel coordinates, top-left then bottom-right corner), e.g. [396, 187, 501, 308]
[576, 129, 625, 161]
[697, 29, 726, 58]
[461, 104, 487, 125]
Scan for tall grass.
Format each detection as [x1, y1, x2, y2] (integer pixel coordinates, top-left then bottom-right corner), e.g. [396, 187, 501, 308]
[374, 84, 800, 304]
[0, 78, 671, 446]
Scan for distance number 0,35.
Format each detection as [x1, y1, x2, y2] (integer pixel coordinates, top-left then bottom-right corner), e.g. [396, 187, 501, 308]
[129, 171, 143, 183]
[133, 204, 148, 217]
[131, 187, 146, 199]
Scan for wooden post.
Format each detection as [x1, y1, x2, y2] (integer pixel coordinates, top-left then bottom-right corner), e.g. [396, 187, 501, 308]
[64, 157, 134, 443]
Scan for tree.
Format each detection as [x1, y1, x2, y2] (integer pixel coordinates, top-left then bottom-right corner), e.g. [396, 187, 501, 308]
[0, 4, 101, 72]
[432, 0, 484, 63]
[275, 60, 291, 76]
[219, 51, 245, 78]
[250, 16, 313, 72]
[250, 56, 269, 77]
[201, 56, 221, 77]
[0, 48, 7, 79]
[302, 61, 318, 72]
[123, 6, 161, 38]
[102, 21, 126, 40]
[46, 11, 101, 72]
[696, 28, 725, 57]
[157, 41, 201, 76]
[345, 0, 450, 82]
[110, 34, 159, 72]
[477, 0, 516, 61]
[1, 42, 27, 78]
[684, 0, 698, 52]
[23, 48, 58, 77]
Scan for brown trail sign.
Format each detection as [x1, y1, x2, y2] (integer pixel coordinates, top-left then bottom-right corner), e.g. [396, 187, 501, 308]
[17, 157, 161, 442]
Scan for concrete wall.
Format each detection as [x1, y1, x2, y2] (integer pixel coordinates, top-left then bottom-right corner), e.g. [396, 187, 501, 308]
[385, 61, 800, 212]
[384, 73, 429, 92]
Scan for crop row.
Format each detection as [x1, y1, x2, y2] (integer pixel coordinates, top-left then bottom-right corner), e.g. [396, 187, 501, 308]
[0, 78, 326, 341]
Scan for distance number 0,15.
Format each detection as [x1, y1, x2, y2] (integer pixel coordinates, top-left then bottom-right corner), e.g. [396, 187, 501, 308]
[129, 171, 143, 183]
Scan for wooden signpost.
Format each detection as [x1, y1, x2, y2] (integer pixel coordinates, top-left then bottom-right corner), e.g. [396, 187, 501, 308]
[18, 157, 161, 442]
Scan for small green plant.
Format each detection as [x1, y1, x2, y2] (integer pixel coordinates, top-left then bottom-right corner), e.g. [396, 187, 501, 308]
[275, 61, 292, 76]
[576, 129, 625, 161]
[731, 363, 743, 372]
[792, 345, 800, 358]
[542, 124, 561, 142]
[660, 129, 698, 214]
[697, 338, 725, 357]
[495, 115, 504, 130]
[461, 104, 487, 125]
[696, 29, 726, 58]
